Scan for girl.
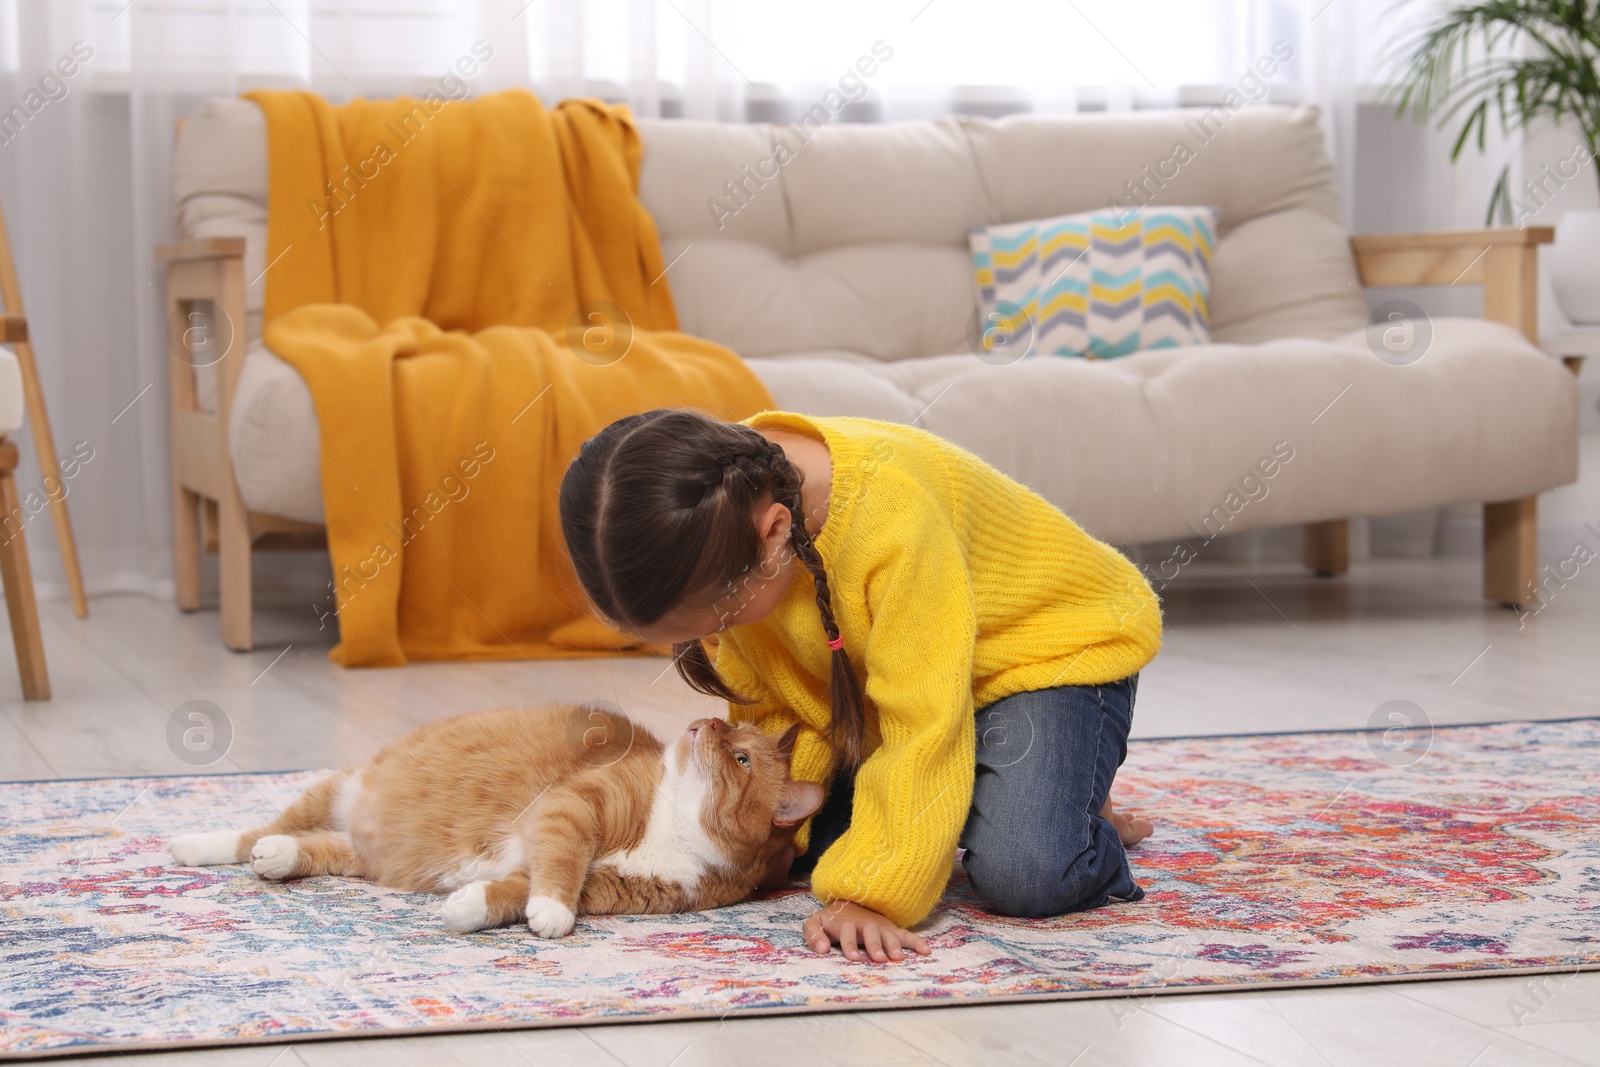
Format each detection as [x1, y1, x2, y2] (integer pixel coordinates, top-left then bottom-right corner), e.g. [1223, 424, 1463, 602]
[559, 409, 1161, 963]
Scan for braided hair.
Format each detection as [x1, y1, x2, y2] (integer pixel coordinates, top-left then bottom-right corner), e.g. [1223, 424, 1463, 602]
[559, 409, 868, 768]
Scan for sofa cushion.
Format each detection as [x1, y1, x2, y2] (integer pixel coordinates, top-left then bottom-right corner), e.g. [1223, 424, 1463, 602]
[229, 319, 1579, 545]
[637, 105, 1368, 362]
[229, 341, 325, 525]
[780, 119, 987, 253]
[890, 319, 1577, 544]
[955, 108, 1367, 345]
[969, 206, 1217, 359]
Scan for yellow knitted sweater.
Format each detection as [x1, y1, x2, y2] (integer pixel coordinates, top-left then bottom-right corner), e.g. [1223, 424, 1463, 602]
[716, 413, 1162, 927]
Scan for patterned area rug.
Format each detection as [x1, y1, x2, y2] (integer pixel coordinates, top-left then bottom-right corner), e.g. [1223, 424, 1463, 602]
[3, 718, 1599, 1058]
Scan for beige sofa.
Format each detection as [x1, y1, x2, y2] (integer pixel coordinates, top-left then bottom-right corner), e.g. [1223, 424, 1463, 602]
[162, 100, 1579, 649]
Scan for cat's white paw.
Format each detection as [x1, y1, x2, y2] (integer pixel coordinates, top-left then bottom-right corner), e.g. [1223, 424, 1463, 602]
[525, 894, 576, 938]
[250, 835, 299, 880]
[169, 830, 242, 866]
[441, 881, 491, 933]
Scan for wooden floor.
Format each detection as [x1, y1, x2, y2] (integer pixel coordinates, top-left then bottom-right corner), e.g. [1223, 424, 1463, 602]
[7, 438, 1600, 1065]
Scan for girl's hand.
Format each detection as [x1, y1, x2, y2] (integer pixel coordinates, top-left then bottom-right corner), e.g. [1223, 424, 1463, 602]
[802, 901, 931, 963]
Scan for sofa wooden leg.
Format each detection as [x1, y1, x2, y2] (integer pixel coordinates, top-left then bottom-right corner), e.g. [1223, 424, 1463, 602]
[1484, 495, 1538, 608]
[172, 485, 202, 612]
[1303, 519, 1350, 577]
[0, 441, 49, 699]
[218, 492, 253, 651]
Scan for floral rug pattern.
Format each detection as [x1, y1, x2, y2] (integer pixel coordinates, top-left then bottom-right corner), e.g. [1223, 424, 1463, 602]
[3, 719, 1599, 1057]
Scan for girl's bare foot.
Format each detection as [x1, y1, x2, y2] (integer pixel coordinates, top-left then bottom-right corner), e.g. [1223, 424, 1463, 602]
[1099, 799, 1152, 847]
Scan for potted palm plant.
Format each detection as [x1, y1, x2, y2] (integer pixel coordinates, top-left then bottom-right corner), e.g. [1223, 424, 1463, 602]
[1387, 1, 1600, 326]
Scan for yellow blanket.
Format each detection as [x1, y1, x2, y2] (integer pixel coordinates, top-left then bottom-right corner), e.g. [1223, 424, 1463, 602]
[246, 89, 773, 666]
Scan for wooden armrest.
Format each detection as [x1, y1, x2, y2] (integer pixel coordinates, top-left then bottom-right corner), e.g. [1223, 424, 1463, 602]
[0, 316, 26, 344]
[1351, 226, 1552, 286]
[1350, 227, 1554, 342]
[1352, 227, 1553, 255]
[155, 237, 246, 264]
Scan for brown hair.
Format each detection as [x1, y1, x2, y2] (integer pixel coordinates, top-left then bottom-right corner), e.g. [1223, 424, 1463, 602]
[559, 409, 867, 768]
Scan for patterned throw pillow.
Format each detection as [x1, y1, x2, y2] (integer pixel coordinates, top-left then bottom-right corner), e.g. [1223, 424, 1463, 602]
[968, 206, 1217, 359]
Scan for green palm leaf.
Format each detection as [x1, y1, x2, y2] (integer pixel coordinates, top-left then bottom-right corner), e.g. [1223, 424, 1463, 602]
[1382, 0, 1600, 224]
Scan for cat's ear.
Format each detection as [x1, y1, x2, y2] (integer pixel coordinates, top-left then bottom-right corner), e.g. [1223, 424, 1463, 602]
[775, 722, 803, 764]
[773, 780, 825, 828]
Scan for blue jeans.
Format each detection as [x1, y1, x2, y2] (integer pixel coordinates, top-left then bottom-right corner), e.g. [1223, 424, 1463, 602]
[795, 675, 1144, 919]
[961, 675, 1144, 916]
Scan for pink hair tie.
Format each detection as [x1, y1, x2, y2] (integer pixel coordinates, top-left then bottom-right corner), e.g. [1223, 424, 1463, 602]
[827, 636, 845, 651]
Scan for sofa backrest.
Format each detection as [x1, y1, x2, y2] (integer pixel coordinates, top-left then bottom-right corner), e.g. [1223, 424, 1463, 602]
[175, 99, 1367, 360]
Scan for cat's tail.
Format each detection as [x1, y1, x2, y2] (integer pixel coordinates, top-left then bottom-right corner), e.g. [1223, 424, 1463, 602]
[169, 770, 350, 867]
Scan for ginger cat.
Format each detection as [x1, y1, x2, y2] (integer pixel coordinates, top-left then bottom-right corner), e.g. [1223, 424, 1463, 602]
[169, 706, 823, 937]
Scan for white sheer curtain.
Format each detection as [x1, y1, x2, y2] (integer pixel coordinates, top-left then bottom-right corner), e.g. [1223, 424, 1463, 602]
[0, 0, 1375, 597]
